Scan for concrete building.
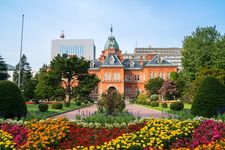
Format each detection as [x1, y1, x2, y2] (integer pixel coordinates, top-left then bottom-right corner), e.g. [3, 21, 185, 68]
[134, 47, 182, 69]
[6, 64, 16, 81]
[51, 31, 96, 60]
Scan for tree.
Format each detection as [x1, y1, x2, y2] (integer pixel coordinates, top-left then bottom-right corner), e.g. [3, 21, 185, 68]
[13, 54, 35, 100]
[98, 90, 125, 115]
[50, 54, 90, 103]
[158, 80, 177, 100]
[191, 76, 225, 118]
[0, 55, 9, 80]
[182, 67, 225, 102]
[182, 26, 225, 79]
[144, 78, 164, 95]
[73, 74, 100, 101]
[35, 64, 64, 100]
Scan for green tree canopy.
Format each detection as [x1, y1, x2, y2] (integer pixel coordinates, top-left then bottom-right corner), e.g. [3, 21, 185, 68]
[144, 78, 164, 95]
[191, 76, 225, 118]
[50, 54, 90, 103]
[73, 74, 100, 100]
[182, 26, 225, 79]
[0, 55, 9, 80]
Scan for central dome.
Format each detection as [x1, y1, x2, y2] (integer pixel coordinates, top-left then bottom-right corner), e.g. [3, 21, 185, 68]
[104, 36, 119, 50]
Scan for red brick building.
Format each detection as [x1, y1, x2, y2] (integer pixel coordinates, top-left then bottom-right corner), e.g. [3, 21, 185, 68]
[89, 35, 177, 100]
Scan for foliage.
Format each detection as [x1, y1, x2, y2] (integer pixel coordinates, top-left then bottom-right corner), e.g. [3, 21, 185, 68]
[183, 67, 225, 102]
[191, 76, 225, 118]
[0, 55, 9, 80]
[170, 101, 184, 111]
[35, 64, 64, 101]
[136, 93, 148, 104]
[98, 91, 126, 115]
[50, 54, 90, 103]
[38, 103, 48, 112]
[13, 54, 35, 100]
[64, 102, 70, 107]
[182, 26, 225, 79]
[158, 80, 177, 100]
[51, 103, 63, 109]
[150, 101, 159, 107]
[73, 74, 100, 101]
[144, 77, 164, 95]
[75, 101, 81, 106]
[0, 81, 27, 119]
[161, 103, 168, 108]
[150, 94, 158, 101]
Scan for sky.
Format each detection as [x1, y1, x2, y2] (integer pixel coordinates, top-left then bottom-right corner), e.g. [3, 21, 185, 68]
[1, 0, 225, 71]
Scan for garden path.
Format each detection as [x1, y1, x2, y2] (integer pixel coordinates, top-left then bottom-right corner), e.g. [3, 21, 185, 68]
[55, 103, 173, 120]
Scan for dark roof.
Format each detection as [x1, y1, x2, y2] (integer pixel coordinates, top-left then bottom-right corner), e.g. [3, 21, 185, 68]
[101, 53, 123, 67]
[123, 59, 142, 69]
[89, 60, 101, 70]
[145, 55, 176, 66]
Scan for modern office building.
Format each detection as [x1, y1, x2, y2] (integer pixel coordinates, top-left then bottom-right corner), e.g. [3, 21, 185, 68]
[134, 47, 182, 69]
[51, 31, 96, 60]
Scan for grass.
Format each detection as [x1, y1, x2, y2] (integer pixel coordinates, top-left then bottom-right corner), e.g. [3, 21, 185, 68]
[25, 102, 93, 120]
[82, 111, 137, 124]
[138, 103, 194, 119]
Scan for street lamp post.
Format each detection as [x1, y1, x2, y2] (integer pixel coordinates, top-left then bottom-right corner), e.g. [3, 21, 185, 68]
[18, 14, 24, 88]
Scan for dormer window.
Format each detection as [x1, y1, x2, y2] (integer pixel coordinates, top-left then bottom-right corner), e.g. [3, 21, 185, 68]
[90, 62, 95, 68]
[157, 57, 162, 64]
[109, 56, 115, 64]
[130, 61, 135, 67]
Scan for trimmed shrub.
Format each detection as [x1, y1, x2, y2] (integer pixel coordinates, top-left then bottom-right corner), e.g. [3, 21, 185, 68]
[136, 94, 148, 104]
[64, 102, 70, 107]
[191, 76, 225, 118]
[0, 81, 27, 119]
[150, 101, 159, 107]
[38, 103, 48, 112]
[51, 103, 63, 109]
[170, 101, 184, 111]
[89, 99, 94, 103]
[161, 103, 168, 108]
[150, 94, 159, 101]
[76, 101, 81, 106]
[84, 100, 89, 104]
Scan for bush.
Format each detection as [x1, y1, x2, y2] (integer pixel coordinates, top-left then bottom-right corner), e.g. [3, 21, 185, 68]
[84, 100, 89, 104]
[161, 103, 168, 108]
[38, 103, 48, 112]
[89, 99, 94, 103]
[136, 94, 148, 104]
[51, 103, 63, 109]
[76, 101, 81, 106]
[150, 101, 159, 107]
[150, 94, 159, 101]
[191, 76, 225, 118]
[170, 101, 184, 111]
[128, 145, 143, 150]
[0, 81, 27, 119]
[64, 102, 70, 107]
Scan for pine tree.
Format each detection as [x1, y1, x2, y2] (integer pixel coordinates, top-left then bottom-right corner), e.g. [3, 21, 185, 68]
[0, 55, 9, 80]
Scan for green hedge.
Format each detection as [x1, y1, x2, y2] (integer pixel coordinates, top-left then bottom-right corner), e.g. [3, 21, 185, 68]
[38, 103, 48, 112]
[51, 103, 63, 109]
[170, 101, 184, 111]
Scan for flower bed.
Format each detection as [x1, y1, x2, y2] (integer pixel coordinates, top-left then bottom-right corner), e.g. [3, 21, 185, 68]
[0, 118, 224, 149]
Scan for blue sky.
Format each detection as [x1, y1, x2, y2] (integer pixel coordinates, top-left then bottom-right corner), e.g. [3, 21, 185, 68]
[1, 0, 225, 70]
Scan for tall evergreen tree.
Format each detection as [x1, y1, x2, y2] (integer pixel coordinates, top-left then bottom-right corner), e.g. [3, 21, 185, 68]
[13, 54, 34, 100]
[0, 55, 9, 80]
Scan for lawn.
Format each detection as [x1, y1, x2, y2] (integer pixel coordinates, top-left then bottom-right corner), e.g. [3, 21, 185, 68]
[138, 103, 194, 119]
[25, 103, 93, 120]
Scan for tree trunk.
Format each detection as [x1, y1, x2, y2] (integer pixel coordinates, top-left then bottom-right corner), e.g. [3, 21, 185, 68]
[66, 77, 71, 103]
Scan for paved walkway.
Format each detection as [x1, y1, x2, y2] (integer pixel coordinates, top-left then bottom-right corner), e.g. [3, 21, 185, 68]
[55, 103, 172, 120]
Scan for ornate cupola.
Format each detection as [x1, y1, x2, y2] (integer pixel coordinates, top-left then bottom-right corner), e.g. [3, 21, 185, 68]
[104, 25, 119, 50]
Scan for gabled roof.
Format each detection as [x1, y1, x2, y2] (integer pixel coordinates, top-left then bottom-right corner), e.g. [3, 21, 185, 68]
[101, 53, 123, 67]
[89, 60, 101, 70]
[145, 55, 176, 66]
[123, 59, 142, 69]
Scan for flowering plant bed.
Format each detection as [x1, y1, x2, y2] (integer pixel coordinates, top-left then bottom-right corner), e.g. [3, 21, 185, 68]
[0, 118, 224, 149]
